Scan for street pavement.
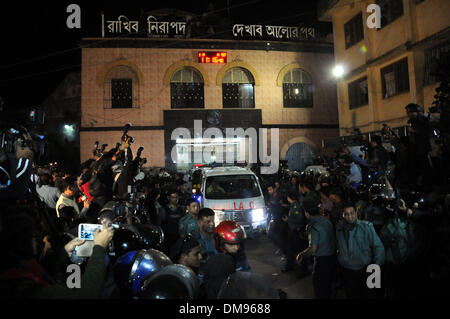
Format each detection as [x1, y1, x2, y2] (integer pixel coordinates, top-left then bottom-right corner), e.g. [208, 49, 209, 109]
[245, 232, 315, 299]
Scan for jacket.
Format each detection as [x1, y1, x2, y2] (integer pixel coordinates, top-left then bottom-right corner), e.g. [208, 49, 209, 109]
[287, 200, 305, 231]
[0, 245, 108, 299]
[178, 213, 200, 238]
[336, 219, 385, 270]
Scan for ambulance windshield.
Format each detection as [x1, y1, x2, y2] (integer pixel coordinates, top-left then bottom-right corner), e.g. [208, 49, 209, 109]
[205, 174, 261, 199]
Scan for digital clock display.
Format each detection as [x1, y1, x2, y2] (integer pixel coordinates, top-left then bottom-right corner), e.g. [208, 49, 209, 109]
[198, 52, 227, 64]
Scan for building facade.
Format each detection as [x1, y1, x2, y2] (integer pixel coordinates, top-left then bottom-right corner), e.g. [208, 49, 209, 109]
[80, 29, 339, 172]
[40, 71, 81, 172]
[319, 0, 450, 136]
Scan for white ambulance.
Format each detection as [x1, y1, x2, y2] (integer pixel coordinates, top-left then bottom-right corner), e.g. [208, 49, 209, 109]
[195, 166, 268, 232]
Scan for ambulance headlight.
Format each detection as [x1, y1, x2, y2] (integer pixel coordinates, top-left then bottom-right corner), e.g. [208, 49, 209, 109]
[251, 208, 265, 222]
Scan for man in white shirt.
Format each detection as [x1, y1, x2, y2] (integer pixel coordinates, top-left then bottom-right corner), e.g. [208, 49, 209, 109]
[345, 156, 362, 187]
[36, 174, 61, 209]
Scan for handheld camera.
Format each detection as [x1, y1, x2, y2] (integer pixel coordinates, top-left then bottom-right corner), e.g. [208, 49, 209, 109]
[78, 223, 103, 240]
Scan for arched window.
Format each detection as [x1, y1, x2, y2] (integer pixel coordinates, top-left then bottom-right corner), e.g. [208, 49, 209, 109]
[170, 67, 204, 109]
[283, 68, 313, 108]
[104, 65, 139, 109]
[222, 67, 255, 108]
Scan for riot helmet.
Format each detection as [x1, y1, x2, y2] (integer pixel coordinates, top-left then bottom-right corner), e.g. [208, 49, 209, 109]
[140, 264, 199, 299]
[111, 228, 142, 260]
[135, 223, 165, 251]
[113, 249, 172, 296]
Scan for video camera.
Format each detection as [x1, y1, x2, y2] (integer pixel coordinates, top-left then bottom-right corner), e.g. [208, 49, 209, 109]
[1, 108, 47, 158]
[137, 146, 144, 158]
[92, 141, 109, 157]
[121, 123, 134, 145]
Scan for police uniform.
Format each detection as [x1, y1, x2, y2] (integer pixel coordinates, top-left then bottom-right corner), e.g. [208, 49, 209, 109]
[308, 215, 336, 299]
[178, 213, 200, 238]
[160, 205, 185, 253]
[284, 200, 308, 273]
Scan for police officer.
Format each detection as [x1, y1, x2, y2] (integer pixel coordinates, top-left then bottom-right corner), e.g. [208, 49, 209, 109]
[297, 199, 337, 299]
[160, 188, 185, 254]
[178, 198, 200, 238]
[298, 174, 320, 205]
[336, 203, 385, 299]
[281, 190, 308, 276]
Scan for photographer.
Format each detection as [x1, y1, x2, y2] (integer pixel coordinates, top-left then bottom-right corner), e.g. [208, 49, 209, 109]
[88, 147, 118, 210]
[379, 197, 422, 298]
[381, 124, 410, 188]
[368, 135, 389, 174]
[344, 155, 362, 188]
[405, 103, 432, 190]
[114, 141, 143, 201]
[0, 206, 115, 299]
[0, 131, 34, 202]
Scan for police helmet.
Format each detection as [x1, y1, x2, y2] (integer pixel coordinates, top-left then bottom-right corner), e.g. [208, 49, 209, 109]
[140, 264, 199, 299]
[112, 228, 142, 259]
[113, 249, 173, 296]
[135, 223, 165, 251]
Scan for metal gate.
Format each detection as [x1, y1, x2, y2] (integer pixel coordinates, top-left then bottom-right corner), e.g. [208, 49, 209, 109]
[285, 142, 315, 171]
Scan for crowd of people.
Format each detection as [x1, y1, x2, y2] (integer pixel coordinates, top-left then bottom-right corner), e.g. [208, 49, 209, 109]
[0, 133, 279, 299]
[263, 103, 450, 299]
[0, 102, 449, 299]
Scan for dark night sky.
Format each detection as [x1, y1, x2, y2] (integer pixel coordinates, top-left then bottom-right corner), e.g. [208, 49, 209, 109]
[0, 0, 329, 116]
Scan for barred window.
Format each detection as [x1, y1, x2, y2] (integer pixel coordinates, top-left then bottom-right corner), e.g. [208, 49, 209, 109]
[283, 68, 313, 108]
[104, 65, 139, 109]
[348, 77, 368, 109]
[424, 41, 450, 85]
[111, 79, 132, 108]
[377, 0, 404, 28]
[222, 67, 255, 108]
[344, 12, 364, 49]
[170, 67, 204, 109]
[381, 58, 409, 99]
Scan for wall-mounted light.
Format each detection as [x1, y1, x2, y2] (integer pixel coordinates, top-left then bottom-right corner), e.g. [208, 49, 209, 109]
[332, 65, 345, 78]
